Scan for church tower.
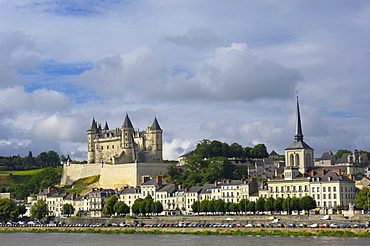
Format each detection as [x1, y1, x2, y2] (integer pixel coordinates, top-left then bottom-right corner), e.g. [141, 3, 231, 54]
[285, 96, 314, 174]
[147, 117, 163, 162]
[87, 118, 98, 163]
[121, 114, 136, 163]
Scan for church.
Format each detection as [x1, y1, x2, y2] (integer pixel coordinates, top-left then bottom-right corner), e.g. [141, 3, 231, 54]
[60, 114, 169, 188]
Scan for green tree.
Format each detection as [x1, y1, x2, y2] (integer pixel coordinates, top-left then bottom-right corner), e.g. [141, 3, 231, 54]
[255, 197, 265, 212]
[290, 197, 301, 213]
[153, 201, 163, 214]
[103, 195, 118, 216]
[0, 198, 20, 221]
[209, 140, 223, 157]
[300, 196, 316, 211]
[144, 195, 154, 215]
[229, 202, 239, 214]
[355, 187, 370, 210]
[200, 199, 209, 213]
[62, 203, 75, 217]
[230, 142, 244, 158]
[274, 197, 284, 213]
[113, 201, 130, 215]
[131, 198, 144, 215]
[214, 199, 226, 213]
[195, 139, 211, 158]
[30, 199, 49, 220]
[17, 204, 27, 217]
[191, 201, 200, 214]
[264, 197, 275, 212]
[247, 201, 256, 214]
[239, 198, 249, 214]
[166, 163, 180, 181]
[250, 144, 268, 158]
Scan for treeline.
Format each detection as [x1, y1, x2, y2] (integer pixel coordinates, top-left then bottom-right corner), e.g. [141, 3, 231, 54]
[167, 140, 269, 188]
[0, 151, 86, 171]
[7, 168, 62, 200]
[191, 196, 317, 214]
[195, 139, 269, 159]
[0, 151, 60, 171]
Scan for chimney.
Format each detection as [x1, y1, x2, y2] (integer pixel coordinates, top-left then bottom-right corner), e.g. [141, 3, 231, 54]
[115, 188, 118, 192]
[303, 172, 308, 177]
[174, 184, 179, 190]
[92, 188, 95, 191]
[47, 186, 51, 195]
[142, 176, 150, 184]
[156, 175, 163, 186]
[322, 169, 326, 176]
[333, 169, 341, 175]
[348, 174, 354, 180]
[214, 181, 218, 187]
[310, 170, 316, 177]
[185, 187, 189, 192]
[40, 189, 43, 193]
[66, 192, 69, 195]
[240, 178, 245, 183]
[280, 174, 284, 179]
[99, 188, 103, 191]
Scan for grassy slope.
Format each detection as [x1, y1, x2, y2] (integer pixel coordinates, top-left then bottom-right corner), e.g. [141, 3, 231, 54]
[0, 168, 63, 188]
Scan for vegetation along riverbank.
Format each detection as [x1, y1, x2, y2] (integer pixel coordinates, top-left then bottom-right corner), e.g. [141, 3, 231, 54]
[1, 226, 370, 237]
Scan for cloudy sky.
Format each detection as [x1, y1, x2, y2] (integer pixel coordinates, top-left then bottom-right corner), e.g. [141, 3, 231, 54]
[0, 0, 369, 161]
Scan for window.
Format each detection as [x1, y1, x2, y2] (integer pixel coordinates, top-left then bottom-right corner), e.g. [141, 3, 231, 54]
[317, 187, 320, 192]
[323, 194, 326, 199]
[334, 187, 336, 192]
[323, 187, 326, 192]
[328, 187, 331, 192]
[334, 194, 336, 199]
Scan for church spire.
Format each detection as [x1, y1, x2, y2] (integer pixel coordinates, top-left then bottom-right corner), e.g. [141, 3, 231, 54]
[122, 113, 134, 129]
[294, 95, 303, 142]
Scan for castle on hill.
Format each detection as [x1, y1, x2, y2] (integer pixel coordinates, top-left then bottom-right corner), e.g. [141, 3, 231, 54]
[87, 114, 163, 165]
[60, 114, 168, 188]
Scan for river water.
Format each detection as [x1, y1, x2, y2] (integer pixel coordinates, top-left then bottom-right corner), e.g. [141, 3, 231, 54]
[0, 233, 368, 246]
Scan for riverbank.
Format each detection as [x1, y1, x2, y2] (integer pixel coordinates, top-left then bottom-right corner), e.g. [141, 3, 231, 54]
[1, 226, 370, 237]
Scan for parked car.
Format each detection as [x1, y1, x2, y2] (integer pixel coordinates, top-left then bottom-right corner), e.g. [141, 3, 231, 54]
[329, 223, 340, 228]
[320, 223, 329, 228]
[341, 224, 351, 228]
[321, 215, 331, 220]
[287, 223, 296, 228]
[310, 223, 319, 228]
[298, 224, 307, 228]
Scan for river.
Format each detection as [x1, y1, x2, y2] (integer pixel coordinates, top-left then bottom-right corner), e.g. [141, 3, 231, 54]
[0, 233, 368, 246]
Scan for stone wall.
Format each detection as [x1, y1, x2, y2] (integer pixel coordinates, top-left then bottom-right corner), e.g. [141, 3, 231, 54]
[60, 162, 169, 188]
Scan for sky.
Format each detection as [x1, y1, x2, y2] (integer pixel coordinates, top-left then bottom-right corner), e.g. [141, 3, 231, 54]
[0, 0, 370, 161]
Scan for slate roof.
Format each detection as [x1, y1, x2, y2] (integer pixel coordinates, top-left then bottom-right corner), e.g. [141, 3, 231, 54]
[150, 117, 162, 130]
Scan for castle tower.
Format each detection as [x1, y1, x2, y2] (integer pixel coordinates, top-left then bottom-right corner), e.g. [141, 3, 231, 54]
[148, 117, 163, 162]
[121, 114, 136, 162]
[87, 118, 98, 163]
[285, 96, 314, 174]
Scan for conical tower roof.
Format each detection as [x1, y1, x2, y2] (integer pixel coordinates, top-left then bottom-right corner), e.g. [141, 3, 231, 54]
[294, 96, 303, 142]
[104, 121, 109, 130]
[90, 118, 97, 130]
[285, 96, 313, 150]
[150, 117, 162, 130]
[122, 114, 134, 128]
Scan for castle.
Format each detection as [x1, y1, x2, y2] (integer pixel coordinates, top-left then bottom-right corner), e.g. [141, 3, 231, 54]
[60, 114, 169, 188]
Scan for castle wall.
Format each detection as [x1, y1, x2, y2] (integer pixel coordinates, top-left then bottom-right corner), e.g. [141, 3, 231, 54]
[60, 163, 102, 186]
[60, 162, 169, 188]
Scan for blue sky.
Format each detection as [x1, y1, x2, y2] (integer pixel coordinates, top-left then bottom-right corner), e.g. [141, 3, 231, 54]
[1, 0, 370, 160]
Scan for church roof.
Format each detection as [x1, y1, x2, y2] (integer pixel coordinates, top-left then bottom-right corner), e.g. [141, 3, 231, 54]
[285, 96, 313, 150]
[150, 117, 162, 130]
[122, 114, 134, 128]
[285, 140, 313, 150]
